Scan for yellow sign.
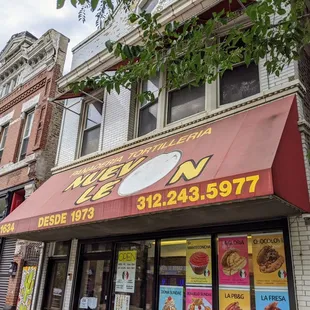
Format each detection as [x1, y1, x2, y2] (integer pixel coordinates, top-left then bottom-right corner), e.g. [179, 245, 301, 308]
[186, 239, 212, 285]
[118, 250, 137, 262]
[252, 233, 288, 288]
[219, 288, 251, 310]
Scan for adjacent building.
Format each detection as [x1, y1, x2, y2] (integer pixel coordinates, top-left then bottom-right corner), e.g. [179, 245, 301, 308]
[0, 30, 68, 309]
[1, 1, 310, 310]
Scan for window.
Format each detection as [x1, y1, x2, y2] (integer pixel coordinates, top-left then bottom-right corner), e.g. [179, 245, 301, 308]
[0, 197, 7, 221]
[138, 76, 159, 136]
[0, 124, 8, 162]
[140, 0, 159, 13]
[220, 62, 260, 105]
[54, 241, 71, 256]
[80, 101, 103, 157]
[18, 110, 34, 161]
[167, 83, 205, 124]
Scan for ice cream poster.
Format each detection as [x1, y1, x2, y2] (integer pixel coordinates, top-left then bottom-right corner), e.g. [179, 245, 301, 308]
[218, 236, 249, 287]
[252, 233, 288, 288]
[219, 288, 251, 310]
[186, 287, 212, 310]
[186, 239, 212, 285]
[255, 290, 290, 310]
[159, 286, 184, 310]
[115, 250, 137, 293]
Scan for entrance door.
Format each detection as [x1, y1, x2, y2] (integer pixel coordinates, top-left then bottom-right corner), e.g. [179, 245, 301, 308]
[42, 259, 67, 310]
[74, 242, 113, 310]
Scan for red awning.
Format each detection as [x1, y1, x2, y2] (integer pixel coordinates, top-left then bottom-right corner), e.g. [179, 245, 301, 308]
[1, 95, 308, 241]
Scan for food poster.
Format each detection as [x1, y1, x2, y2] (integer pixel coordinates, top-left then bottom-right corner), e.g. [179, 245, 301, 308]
[186, 287, 212, 310]
[252, 233, 288, 288]
[115, 250, 137, 293]
[114, 294, 130, 310]
[255, 290, 290, 310]
[186, 239, 212, 285]
[218, 236, 249, 287]
[159, 285, 184, 310]
[219, 288, 251, 310]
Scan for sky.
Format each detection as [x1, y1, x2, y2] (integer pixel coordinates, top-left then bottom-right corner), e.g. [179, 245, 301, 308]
[0, 0, 98, 73]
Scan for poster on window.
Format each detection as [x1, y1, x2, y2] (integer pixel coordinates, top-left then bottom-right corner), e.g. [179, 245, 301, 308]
[219, 288, 251, 310]
[218, 235, 249, 287]
[186, 239, 212, 285]
[186, 287, 212, 310]
[115, 250, 137, 293]
[159, 286, 183, 310]
[114, 294, 130, 310]
[16, 266, 37, 310]
[255, 290, 290, 310]
[252, 233, 288, 288]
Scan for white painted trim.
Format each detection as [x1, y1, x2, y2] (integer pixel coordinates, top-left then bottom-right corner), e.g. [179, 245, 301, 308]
[21, 93, 40, 113]
[0, 110, 14, 127]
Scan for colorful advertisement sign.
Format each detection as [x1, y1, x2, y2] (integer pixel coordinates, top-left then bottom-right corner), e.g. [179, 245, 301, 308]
[218, 236, 249, 287]
[114, 294, 130, 310]
[159, 286, 183, 310]
[186, 287, 212, 310]
[252, 233, 288, 288]
[255, 290, 289, 310]
[17, 266, 37, 310]
[115, 250, 137, 293]
[219, 288, 251, 310]
[186, 239, 212, 285]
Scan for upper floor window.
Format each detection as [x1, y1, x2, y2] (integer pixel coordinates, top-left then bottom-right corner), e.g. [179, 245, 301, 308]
[19, 110, 34, 161]
[0, 197, 7, 221]
[135, 63, 260, 137]
[140, 0, 159, 13]
[220, 62, 260, 105]
[167, 83, 205, 124]
[0, 124, 9, 162]
[138, 76, 159, 137]
[80, 101, 103, 157]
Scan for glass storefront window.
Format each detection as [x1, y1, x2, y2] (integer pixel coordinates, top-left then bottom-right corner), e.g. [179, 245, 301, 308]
[54, 241, 71, 256]
[112, 240, 155, 310]
[217, 231, 289, 310]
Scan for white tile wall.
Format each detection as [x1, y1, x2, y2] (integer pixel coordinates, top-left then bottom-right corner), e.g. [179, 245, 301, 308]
[289, 217, 310, 310]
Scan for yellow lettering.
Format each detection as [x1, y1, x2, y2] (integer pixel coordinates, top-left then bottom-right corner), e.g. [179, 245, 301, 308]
[91, 180, 121, 201]
[49, 215, 55, 226]
[186, 132, 198, 142]
[61, 213, 67, 224]
[118, 157, 147, 178]
[54, 214, 61, 225]
[81, 170, 106, 187]
[38, 217, 44, 228]
[44, 217, 49, 227]
[201, 127, 212, 137]
[64, 174, 90, 192]
[168, 139, 176, 147]
[76, 186, 96, 205]
[176, 135, 188, 145]
[98, 164, 123, 182]
[167, 155, 213, 185]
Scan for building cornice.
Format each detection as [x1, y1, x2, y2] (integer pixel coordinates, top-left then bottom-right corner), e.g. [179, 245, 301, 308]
[57, 0, 223, 90]
[52, 80, 304, 175]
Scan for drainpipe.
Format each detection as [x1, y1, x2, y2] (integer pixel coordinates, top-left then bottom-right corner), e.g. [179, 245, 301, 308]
[31, 242, 46, 310]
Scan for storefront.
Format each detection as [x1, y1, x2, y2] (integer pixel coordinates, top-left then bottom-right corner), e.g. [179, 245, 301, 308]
[0, 95, 309, 310]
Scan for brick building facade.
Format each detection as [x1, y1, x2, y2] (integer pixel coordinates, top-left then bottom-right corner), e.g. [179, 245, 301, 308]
[0, 30, 68, 310]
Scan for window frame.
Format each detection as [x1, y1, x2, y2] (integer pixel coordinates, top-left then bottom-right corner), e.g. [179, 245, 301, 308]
[18, 109, 35, 161]
[77, 95, 104, 159]
[0, 123, 9, 162]
[217, 61, 261, 107]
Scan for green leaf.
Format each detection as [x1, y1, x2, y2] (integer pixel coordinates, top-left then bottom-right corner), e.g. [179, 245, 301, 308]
[105, 40, 114, 53]
[105, 0, 114, 10]
[91, 0, 99, 10]
[57, 0, 66, 9]
[71, 0, 77, 7]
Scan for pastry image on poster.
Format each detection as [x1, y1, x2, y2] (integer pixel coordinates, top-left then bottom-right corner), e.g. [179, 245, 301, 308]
[159, 286, 183, 310]
[252, 233, 288, 288]
[186, 287, 212, 310]
[255, 290, 289, 310]
[219, 288, 251, 310]
[218, 236, 249, 286]
[186, 239, 212, 285]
